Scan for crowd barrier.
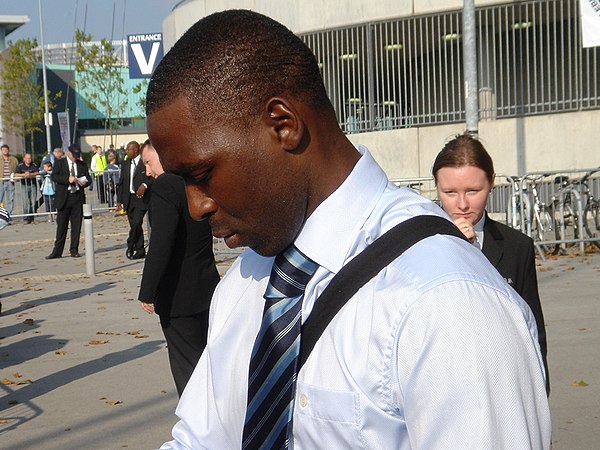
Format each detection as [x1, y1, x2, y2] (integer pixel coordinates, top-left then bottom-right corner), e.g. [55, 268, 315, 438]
[4, 166, 597, 258]
[392, 167, 600, 257]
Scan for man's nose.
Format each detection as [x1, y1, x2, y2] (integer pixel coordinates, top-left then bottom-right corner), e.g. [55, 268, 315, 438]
[185, 184, 217, 221]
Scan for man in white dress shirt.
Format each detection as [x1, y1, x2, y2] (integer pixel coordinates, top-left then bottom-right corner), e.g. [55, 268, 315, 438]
[146, 10, 551, 449]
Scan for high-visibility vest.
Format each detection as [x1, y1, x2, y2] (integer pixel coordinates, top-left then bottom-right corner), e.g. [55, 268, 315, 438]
[91, 153, 107, 175]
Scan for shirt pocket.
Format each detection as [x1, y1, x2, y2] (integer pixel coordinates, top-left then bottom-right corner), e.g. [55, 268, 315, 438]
[294, 382, 364, 449]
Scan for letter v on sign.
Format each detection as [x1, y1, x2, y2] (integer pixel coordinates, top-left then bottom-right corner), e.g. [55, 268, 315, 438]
[131, 42, 161, 75]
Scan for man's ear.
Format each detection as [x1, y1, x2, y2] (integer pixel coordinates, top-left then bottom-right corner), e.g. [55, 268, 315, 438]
[264, 98, 305, 151]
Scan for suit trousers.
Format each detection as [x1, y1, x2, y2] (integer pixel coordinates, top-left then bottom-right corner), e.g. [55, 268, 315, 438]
[160, 310, 210, 397]
[52, 193, 83, 255]
[126, 194, 147, 253]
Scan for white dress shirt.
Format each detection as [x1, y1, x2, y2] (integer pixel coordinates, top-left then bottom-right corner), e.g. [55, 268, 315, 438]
[473, 213, 486, 250]
[129, 155, 140, 194]
[160, 146, 551, 449]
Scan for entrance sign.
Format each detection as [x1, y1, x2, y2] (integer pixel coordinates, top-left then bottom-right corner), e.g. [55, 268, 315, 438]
[127, 33, 164, 78]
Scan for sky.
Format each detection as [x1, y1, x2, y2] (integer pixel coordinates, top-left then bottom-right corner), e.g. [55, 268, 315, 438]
[1, 0, 180, 45]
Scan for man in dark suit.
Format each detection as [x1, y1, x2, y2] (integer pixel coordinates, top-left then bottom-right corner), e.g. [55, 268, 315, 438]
[46, 145, 91, 259]
[138, 142, 220, 396]
[116, 141, 153, 259]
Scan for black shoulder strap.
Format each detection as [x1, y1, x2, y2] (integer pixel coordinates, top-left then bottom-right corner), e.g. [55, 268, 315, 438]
[298, 215, 468, 370]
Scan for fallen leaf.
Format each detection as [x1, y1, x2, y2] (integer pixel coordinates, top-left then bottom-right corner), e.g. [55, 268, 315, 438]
[572, 380, 589, 387]
[0, 419, 11, 424]
[578, 327, 588, 332]
[134, 335, 149, 339]
[55, 350, 66, 355]
[127, 330, 142, 335]
[2, 378, 32, 385]
[23, 319, 34, 326]
[96, 331, 119, 335]
[88, 340, 109, 345]
[12, 373, 21, 378]
[105, 399, 123, 406]
[8, 400, 19, 405]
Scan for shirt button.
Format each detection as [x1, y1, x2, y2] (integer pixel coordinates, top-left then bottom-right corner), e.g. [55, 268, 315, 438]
[299, 394, 309, 408]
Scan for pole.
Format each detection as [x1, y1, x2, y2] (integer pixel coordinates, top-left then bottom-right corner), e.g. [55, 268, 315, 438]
[463, 0, 478, 136]
[38, 0, 52, 154]
[83, 204, 96, 275]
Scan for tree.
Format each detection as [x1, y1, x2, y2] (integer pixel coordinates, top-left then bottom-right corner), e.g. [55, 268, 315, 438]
[0, 38, 60, 153]
[74, 30, 130, 147]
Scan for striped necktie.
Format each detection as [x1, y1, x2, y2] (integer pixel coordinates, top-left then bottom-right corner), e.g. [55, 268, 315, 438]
[242, 245, 318, 449]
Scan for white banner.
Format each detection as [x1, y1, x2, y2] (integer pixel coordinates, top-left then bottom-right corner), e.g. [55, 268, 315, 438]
[580, 0, 600, 48]
[57, 112, 71, 150]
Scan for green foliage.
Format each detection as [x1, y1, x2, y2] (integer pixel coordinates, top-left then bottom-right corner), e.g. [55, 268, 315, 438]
[0, 38, 61, 151]
[132, 79, 149, 117]
[74, 30, 129, 145]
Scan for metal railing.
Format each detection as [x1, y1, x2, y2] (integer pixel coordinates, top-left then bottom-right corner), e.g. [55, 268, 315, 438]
[5, 166, 598, 256]
[300, 0, 599, 133]
[392, 167, 600, 256]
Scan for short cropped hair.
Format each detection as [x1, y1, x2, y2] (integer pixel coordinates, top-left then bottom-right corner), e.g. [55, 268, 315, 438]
[432, 132, 495, 184]
[147, 9, 334, 125]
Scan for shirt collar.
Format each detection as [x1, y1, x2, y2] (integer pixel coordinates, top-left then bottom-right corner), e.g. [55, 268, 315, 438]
[294, 145, 388, 274]
[473, 212, 486, 247]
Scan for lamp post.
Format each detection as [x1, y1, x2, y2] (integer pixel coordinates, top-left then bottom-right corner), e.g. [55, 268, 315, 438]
[38, 0, 52, 154]
[463, 0, 478, 136]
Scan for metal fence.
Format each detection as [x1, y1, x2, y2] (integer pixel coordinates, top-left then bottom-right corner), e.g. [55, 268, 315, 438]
[392, 167, 600, 255]
[300, 0, 599, 133]
[5, 166, 598, 256]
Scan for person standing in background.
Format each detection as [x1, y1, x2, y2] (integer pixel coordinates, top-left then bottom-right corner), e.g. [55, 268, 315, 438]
[14, 153, 39, 224]
[0, 145, 18, 219]
[116, 140, 152, 260]
[104, 152, 120, 209]
[46, 145, 91, 259]
[40, 161, 56, 221]
[138, 142, 220, 396]
[432, 131, 549, 394]
[91, 144, 107, 204]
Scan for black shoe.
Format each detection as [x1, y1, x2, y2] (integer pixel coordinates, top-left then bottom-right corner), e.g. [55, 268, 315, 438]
[131, 251, 145, 260]
[70, 252, 82, 258]
[45, 253, 61, 259]
[126, 248, 133, 259]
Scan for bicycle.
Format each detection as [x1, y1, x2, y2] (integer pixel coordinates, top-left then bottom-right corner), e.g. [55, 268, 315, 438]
[581, 170, 600, 249]
[551, 170, 600, 251]
[506, 174, 555, 254]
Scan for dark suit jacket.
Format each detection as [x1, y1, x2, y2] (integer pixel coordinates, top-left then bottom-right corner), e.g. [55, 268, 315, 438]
[482, 213, 549, 392]
[51, 157, 91, 210]
[138, 173, 220, 317]
[116, 157, 153, 211]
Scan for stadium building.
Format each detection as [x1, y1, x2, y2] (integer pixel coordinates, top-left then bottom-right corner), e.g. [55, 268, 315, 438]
[163, 0, 599, 179]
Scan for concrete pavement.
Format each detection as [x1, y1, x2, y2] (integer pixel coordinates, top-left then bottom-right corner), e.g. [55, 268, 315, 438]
[1, 212, 599, 449]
